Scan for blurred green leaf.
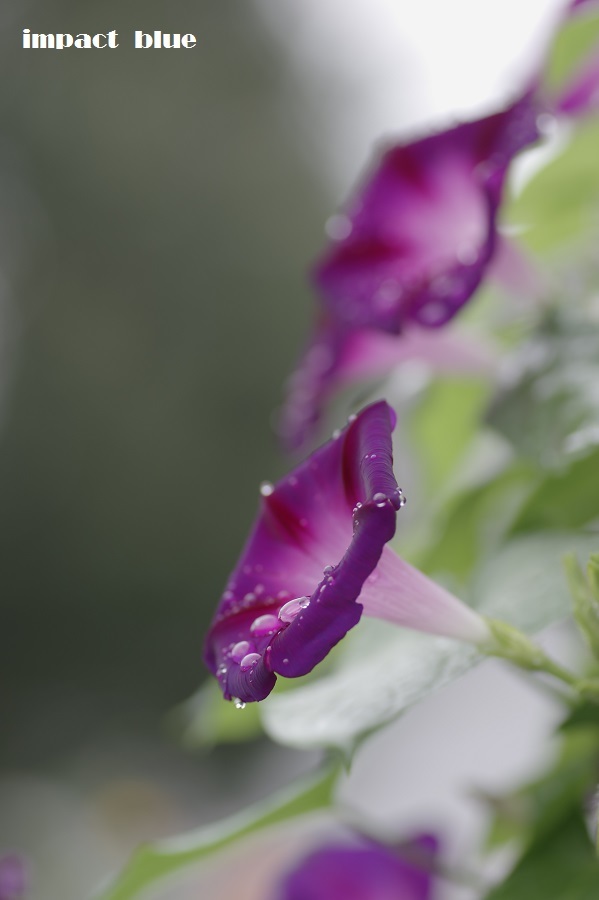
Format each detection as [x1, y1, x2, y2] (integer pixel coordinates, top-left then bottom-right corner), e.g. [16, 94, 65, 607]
[417, 462, 534, 584]
[261, 533, 599, 754]
[511, 449, 599, 533]
[95, 763, 339, 900]
[544, 7, 599, 95]
[487, 724, 599, 852]
[170, 681, 264, 749]
[565, 553, 599, 659]
[507, 118, 599, 252]
[485, 813, 599, 899]
[488, 311, 599, 473]
[408, 377, 490, 498]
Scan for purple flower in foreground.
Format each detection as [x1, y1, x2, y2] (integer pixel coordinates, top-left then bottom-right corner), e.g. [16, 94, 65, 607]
[204, 401, 489, 703]
[313, 95, 540, 334]
[273, 834, 438, 900]
[0, 855, 26, 900]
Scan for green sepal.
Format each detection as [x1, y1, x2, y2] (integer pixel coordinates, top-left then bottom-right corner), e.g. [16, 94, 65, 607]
[565, 552, 599, 661]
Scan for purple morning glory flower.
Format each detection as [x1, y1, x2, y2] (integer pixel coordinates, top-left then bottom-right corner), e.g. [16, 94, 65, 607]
[273, 834, 438, 900]
[0, 855, 27, 900]
[279, 316, 495, 452]
[313, 94, 540, 334]
[204, 401, 489, 704]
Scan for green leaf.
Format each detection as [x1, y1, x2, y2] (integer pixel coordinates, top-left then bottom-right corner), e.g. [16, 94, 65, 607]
[511, 448, 599, 533]
[473, 532, 599, 631]
[564, 553, 599, 659]
[261, 533, 599, 754]
[544, 8, 599, 96]
[408, 377, 490, 498]
[506, 117, 599, 253]
[485, 813, 599, 900]
[94, 763, 339, 900]
[488, 315, 599, 473]
[416, 462, 534, 584]
[487, 724, 599, 852]
[170, 680, 263, 749]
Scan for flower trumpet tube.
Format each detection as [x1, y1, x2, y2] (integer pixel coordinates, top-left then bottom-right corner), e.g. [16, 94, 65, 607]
[204, 401, 490, 704]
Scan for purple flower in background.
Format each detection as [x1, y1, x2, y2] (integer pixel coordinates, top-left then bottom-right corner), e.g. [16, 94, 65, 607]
[273, 834, 438, 900]
[204, 401, 489, 704]
[313, 94, 540, 334]
[0, 855, 27, 900]
[280, 316, 496, 452]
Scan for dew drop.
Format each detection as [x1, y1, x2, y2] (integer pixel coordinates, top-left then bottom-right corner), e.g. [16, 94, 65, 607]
[233, 698, 246, 710]
[250, 614, 280, 636]
[323, 565, 335, 575]
[373, 492, 388, 507]
[348, 413, 357, 423]
[332, 428, 342, 439]
[456, 243, 478, 265]
[418, 300, 450, 325]
[244, 592, 256, 603]
[536, 112, 555, 135]
[260, 481, 274, 497]
[240, 652, 261, 672]
[282, 658, 290, 665]
[325, 213, 352, 240]
[278, 596, 310, 623]
[231, 640, 253, 663]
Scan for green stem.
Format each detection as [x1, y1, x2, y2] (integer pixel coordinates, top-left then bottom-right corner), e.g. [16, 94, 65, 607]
[483, 617, 599, 702]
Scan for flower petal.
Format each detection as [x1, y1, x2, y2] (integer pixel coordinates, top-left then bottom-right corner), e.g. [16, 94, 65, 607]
[204, 402, 403, 703]
[279, 319, 495, 452]
[313, 95, 540, 333]
[555, 50, 599, 116]
[0, 855, 27, 900]
[274, 835, 438, 900]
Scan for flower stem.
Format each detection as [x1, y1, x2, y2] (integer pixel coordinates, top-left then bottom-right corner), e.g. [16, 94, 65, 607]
[483, 618, 599, 702]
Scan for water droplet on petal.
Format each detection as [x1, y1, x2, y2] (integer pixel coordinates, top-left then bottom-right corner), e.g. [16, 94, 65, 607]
[332, 428, 342, 439]
[244, 592, 256, 603]
[348, 413, 357, 423]
[260, 481, 274, 497]
[418, 300, 450, 325]
[373, 492, 388, 507]
[278, 596, 311, 623]
[325, 213, 352, 240]
[231, 640, 253, 663]
[536, 112, 555, 135]
[233, 697, 246, 710]
[456, 243, 478, 265]
[240, 652, 261, 672]
[323, 565, 335, 575]
[250, 614, 281, 636]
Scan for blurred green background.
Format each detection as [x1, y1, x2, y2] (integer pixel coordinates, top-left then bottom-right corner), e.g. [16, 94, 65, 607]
[0, 0, 330, 766]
